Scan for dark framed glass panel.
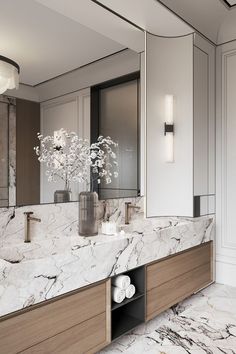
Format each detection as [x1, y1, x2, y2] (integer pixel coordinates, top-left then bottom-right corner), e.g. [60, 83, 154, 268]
[91, 72, 140, 199]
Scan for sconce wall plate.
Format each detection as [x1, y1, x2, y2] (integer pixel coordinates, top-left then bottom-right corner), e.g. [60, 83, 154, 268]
[164, 122, 174, 135]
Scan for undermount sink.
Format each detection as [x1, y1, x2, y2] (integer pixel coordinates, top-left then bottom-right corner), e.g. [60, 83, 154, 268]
[118, 224, 141, 235]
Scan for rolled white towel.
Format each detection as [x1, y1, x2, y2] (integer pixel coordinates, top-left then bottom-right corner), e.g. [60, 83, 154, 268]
[125, 284, 136, 299]
[112, 286, 126, 304]
[112, 275, 131, 289]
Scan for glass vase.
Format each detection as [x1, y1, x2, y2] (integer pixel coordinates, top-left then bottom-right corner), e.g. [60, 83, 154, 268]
[54, 180, 71, 203]
[79, 191, 98, 236]
[54, 190, 71, 203]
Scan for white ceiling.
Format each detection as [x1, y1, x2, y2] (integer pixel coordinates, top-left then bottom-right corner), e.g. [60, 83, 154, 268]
[3, 0, 236, 87]
[0, 0, 126, 85]
[36, 0, 144, 53]
[0, 0, 196, 87]
[97, 0, 236, 44]
[157, 0, 236, 44]
[97, 0, 193, 37]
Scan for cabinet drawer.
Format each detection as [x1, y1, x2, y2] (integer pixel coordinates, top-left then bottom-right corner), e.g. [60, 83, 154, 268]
[0, 282, 107, 354]
[147, 262, 212, 320]
[147, 242, 212, 291]
[20, 312, 107, 354]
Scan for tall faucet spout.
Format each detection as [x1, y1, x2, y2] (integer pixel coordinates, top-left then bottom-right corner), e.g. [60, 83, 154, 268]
[29, 217, 41, 222]
[24, 212, 41, 243]
[125, 202, 141, 224]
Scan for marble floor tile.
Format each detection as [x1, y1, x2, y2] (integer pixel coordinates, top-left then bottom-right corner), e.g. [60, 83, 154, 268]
[99, 284, 236, 354]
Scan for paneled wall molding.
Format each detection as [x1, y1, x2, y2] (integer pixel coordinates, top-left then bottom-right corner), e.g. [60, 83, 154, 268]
[220, 48, 236, 250]
[193, 45, 209, 197]
[216, 253, 236, 265]
[216, 259, 236, 287]
[194, 33, 216, 200]
[216, 41, 236, 286]
[40, 88, 90, 203]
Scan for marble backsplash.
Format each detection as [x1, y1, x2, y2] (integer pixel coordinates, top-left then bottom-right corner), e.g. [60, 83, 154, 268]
[0, 197, 144, 248]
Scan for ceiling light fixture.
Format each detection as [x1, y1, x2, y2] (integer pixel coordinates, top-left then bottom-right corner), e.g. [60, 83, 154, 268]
[0, 55, 20, 94]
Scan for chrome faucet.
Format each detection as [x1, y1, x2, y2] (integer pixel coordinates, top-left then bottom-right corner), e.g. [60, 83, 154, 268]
[24, 212, 41, 243]
[125, 202, 141, 224]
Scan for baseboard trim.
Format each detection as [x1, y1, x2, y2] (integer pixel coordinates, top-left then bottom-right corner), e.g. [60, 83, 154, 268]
[216, 260, 236, 287]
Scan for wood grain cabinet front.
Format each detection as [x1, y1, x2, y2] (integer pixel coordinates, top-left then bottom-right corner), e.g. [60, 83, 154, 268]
[20, 312, 107, 354]
[0, 280, 111, 354]
[146, 242, 213, 321]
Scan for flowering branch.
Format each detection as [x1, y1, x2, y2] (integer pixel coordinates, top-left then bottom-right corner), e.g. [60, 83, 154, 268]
[34, 129, 118, 191]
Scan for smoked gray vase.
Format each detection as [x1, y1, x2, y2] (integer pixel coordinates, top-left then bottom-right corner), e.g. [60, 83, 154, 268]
[54, 190, 71, 203]
[79, 191, 98, 236]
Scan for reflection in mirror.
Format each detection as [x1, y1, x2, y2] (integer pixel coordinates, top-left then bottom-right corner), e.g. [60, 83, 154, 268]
[16, 99, 40, 205]
[0, 96, 16, 207]
[0, 61, 140, 207]
[0, 3, 141, 207]
[0, 53, 141, 207]
[35, 130, 119, 203]
[91, 73, 140, 199]
[0, 99, 9, 207]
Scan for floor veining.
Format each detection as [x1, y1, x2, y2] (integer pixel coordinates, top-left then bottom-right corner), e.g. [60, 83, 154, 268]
[98, 284, 236, 354]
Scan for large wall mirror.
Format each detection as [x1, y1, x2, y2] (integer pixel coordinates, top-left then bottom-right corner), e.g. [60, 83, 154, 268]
[0, 0, 143, 207]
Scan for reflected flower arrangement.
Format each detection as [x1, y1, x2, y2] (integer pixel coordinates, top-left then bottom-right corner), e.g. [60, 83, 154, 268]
[34, 129, 118, 191]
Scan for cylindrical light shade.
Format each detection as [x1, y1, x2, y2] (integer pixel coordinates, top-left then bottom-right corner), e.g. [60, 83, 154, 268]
[0, 56, 20, 94]
[165, 132, 174, 163]
[165, 94, 174, 163]
[165, 94, 174, 124]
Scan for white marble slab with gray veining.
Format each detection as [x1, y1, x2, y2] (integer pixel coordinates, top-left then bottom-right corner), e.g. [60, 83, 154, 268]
[0, 197, 214, 317]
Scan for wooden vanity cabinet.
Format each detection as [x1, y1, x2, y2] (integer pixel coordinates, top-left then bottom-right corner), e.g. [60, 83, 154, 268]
[0, 280, 111, 354]
[0, 242, 213, 353]
[146, 241, 213, 321]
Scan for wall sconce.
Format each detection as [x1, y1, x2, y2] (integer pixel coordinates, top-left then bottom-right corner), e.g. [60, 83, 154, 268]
[164, 94, 174, 163]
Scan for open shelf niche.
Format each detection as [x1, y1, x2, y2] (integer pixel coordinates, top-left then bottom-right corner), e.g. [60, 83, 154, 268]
[111, 265, 146, 340]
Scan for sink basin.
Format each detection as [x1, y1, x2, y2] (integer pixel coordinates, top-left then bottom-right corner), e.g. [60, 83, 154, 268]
[118, 224, 134, 234]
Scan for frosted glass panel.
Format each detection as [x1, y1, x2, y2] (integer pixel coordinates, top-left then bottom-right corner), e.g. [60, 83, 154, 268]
[99, 79, 139, 198]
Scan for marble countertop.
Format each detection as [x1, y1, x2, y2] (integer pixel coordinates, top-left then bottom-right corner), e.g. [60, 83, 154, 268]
[0, 213, 214, 318]
[0, 215, 207, 262]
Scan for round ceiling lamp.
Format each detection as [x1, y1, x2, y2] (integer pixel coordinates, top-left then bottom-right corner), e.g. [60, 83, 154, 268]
[0, 55, 20, 94]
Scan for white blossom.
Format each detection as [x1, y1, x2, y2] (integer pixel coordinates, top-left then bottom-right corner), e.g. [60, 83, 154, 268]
[34, 129, 118, 190]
